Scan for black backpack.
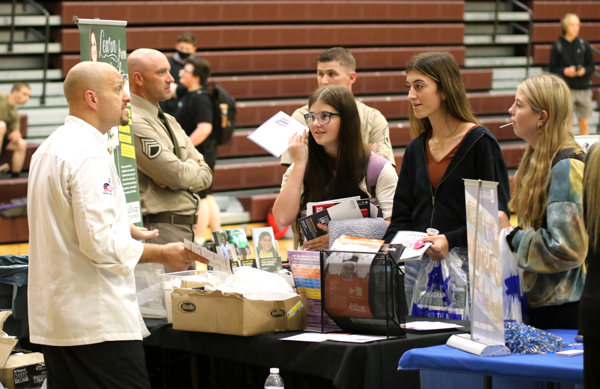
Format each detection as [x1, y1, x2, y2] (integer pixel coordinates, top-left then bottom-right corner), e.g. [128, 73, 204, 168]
[204, 82, 237, 146]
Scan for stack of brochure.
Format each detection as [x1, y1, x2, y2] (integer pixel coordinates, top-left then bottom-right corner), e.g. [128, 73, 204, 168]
[298, 196, 381, 241]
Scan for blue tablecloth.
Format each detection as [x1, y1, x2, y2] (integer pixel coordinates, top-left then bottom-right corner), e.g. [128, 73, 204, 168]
[399, 329, 583, 384]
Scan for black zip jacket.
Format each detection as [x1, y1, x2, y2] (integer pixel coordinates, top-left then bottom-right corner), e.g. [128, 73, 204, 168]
[384, 126, 511, 249]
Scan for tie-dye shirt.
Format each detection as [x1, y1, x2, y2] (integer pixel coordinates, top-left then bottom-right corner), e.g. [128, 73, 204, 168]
[510, 155, 588, 309]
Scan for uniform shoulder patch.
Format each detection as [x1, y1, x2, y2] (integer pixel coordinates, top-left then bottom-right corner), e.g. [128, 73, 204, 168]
[140, 137, 162, 159]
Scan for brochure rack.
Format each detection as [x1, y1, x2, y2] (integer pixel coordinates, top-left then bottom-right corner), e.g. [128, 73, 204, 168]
[319, 250, 407, 339]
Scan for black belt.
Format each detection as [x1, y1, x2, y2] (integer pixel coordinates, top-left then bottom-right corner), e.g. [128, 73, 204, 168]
[143, 213, 198, 225]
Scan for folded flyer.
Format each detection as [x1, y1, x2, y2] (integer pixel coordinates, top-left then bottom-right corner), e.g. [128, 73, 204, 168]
[247, 111, 307, 158]
[390, 231, 432, 261]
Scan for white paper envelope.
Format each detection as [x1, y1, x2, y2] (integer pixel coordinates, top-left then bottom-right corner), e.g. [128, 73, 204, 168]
[247, 111, 308, 157]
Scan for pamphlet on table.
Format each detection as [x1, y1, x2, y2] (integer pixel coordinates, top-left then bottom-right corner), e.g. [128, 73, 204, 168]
[251, 226, 283, 272]
[288, 250, 341, 332]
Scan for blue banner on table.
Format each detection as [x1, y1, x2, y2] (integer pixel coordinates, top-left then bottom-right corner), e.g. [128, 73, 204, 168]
[75, 17, 143, 227]
[464, 179, 504, 345]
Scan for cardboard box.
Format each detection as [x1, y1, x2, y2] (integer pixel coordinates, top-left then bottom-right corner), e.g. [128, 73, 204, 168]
[171, 289, 307, 336]
[0, 312, 46, 389]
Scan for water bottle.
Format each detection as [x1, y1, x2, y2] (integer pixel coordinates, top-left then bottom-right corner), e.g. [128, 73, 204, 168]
[264, 367, 284, 389]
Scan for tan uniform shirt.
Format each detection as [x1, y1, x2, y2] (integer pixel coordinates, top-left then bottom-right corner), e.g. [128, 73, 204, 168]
[0, 91, 20, 131]
[131, 94, 212, 216]
[281, 100, 395, 166]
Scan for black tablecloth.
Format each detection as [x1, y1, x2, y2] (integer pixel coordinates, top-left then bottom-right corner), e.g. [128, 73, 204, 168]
[143, 318, 469, 389]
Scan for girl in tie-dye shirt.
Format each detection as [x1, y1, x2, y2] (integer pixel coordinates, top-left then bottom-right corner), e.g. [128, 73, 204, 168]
[500, 73, 588, 330]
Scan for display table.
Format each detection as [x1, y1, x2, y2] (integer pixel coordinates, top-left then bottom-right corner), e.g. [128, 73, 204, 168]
[143, 318, 469, 389]
[398, 329, 583, 389]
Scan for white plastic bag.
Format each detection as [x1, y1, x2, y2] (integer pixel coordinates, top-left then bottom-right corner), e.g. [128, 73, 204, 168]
[499, 227, 526, 322]
[410, 248, 470, 320]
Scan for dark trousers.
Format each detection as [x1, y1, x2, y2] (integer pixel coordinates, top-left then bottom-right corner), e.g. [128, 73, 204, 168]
[43, 341, 151, 389]
[528, 301, 580, 330]
[584, 336, 600, 389]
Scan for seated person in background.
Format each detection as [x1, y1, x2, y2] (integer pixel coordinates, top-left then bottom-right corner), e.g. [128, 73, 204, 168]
[500, 73, 587, 330]
[160, 32, 197, 116]
[383, 52, 510, 307]
[176, 57, 221, 244]
[281, 47, 395, 167]
[0, 82, 30, 176]
[273, 85, 398, 250]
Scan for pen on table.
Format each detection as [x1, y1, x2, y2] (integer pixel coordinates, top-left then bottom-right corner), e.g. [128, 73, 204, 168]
[499, 123, 513, 128]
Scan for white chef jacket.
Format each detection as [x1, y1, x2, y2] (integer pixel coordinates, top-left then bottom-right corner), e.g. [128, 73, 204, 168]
[27, 116, 148, 346]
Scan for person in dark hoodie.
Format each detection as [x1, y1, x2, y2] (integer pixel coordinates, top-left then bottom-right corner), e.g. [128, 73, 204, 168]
[550, 13, 595, 136]
[383, 52, 511, 306]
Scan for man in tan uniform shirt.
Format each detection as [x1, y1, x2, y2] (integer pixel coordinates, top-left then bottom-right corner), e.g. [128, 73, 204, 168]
[129, 49, 212, 245]
[281, 47, 395, 166]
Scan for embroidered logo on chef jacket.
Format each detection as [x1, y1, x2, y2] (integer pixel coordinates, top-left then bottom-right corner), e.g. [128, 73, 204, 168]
[140, 137, 162, 159]
[103, 178, 113, 195]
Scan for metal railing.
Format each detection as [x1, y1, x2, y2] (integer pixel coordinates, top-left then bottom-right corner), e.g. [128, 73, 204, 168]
[7, 0, 50, 105]
[591, 46, 600, 81]
[492, 0, 533, 78]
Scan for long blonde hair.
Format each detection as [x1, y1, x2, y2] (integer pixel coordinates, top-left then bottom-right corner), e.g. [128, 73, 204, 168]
[405, 52, 478, 139]
[509, 73, 583, 225]
[584, 146, 600, 250]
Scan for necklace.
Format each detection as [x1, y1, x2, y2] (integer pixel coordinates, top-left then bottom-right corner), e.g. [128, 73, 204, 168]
[429, 118, 463, 150]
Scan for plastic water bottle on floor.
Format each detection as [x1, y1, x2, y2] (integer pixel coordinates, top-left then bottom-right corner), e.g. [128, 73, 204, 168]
[264, 367, 284, 389]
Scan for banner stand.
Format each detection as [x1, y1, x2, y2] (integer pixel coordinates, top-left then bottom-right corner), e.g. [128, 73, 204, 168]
[447, 333, 511, 357]
[446, 179, 510, 357]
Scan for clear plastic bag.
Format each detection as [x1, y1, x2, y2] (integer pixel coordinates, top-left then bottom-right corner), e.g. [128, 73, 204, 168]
[499, 227, 526, 322]
[410, 248, 470, 320]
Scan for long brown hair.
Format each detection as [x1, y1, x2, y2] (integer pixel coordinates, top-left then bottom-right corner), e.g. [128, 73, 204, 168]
[406, 52, 478, 139]
[585, 145, 600, 251]
[509, 73, 583, 225]
[296, 85, 370, 245]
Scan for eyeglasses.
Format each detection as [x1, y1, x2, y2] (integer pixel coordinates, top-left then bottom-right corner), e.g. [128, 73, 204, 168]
[303, 111, 340, 127]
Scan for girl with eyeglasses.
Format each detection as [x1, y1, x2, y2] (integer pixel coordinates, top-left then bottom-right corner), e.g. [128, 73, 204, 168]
[273, 85, 398, 250]
[383, 52, 511, 307]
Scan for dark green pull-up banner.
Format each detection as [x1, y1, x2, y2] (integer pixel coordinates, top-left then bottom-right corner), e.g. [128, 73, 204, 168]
[75, 17, 142, 227]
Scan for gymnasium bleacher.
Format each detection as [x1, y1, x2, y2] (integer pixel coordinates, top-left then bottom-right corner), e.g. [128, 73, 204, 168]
[1, 0, 599, 246]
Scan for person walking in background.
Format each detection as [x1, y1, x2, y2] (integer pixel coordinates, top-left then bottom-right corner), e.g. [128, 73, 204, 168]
[177, 57, 221, 244]
[550, 13, 595, 136]
[383, 52, 511, 307]
[500, 73, 587, 330]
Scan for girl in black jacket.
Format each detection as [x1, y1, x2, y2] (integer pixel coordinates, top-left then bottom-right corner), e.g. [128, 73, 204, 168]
[384, 52, 511, 306]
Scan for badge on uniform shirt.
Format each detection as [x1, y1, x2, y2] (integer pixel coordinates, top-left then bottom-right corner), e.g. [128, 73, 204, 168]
[103, 178, 113, 195]
[140, 137, 162, 159]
